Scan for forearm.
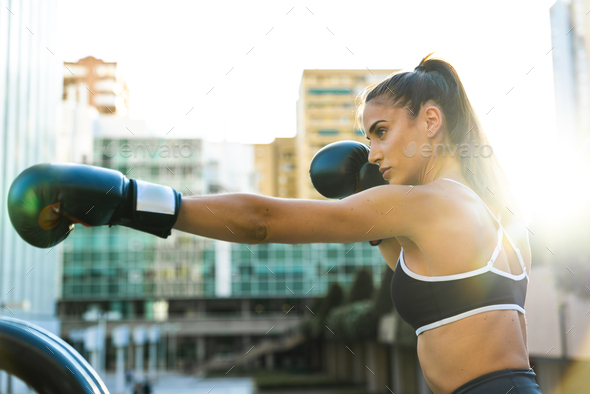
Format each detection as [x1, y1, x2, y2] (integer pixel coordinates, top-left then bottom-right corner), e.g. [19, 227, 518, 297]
[173, 193, 267, 244]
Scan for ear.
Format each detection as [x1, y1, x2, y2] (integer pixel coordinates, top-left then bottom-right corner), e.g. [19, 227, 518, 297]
[423, 105, 443, 139]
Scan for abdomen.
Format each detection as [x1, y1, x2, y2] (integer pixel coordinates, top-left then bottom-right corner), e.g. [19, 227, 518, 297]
[417, 309, 529, 394]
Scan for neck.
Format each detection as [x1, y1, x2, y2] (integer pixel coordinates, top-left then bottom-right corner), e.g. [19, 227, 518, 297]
[419, 155, 463, 185]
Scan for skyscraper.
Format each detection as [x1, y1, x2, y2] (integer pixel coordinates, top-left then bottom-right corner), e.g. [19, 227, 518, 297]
[0, 0, 61, 330]
[0, 0, 62, 390]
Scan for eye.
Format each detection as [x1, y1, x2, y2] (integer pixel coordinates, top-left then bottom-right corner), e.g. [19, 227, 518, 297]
[366, 129, 386, 147]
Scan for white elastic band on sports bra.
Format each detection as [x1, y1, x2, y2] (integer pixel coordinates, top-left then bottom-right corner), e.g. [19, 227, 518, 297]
[440, 178, 529, 281]
[415, 304, 526, 336]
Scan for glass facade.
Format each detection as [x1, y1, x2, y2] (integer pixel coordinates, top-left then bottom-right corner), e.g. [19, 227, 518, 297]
[226, 242, 386, 298]
[62, 231, 386, 300]
[60, 137, 210, 301]
[0, 0, 61, 325]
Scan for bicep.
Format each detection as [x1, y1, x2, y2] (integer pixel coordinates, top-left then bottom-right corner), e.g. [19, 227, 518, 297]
[261, 184, 436, 245]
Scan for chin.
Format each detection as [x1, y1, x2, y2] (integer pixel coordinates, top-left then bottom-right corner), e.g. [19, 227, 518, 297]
[388, 173, 408, 186]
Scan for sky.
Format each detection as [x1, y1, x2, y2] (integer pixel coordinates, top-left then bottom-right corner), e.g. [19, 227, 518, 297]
[56, 0, 557, 141]
[55, 0, 579, 222]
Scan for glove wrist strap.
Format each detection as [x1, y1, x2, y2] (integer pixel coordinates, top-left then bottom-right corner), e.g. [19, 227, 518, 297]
[112, 180, 182, 238]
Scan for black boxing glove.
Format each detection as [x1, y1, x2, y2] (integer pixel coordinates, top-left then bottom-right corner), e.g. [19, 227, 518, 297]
[7, 163, 182, 249]
[309, 140, 388, 246]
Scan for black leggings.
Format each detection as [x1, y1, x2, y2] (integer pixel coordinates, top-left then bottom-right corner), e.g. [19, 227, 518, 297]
[450, 368, 543, 393]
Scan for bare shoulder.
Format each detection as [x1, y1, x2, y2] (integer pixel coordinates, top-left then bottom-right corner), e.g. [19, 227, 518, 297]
[262, 181, 454, 245]
[341, 181, 455, 237]
[342, 182, 459, 242]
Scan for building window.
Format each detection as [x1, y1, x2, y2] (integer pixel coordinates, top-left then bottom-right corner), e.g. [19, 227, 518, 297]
[318, 129, 339, 136]
[94, 64, 116, 78]
[308, 88, 351, 95]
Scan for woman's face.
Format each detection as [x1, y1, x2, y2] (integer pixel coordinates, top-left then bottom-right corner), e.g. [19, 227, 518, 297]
[362, 99, 443, 185]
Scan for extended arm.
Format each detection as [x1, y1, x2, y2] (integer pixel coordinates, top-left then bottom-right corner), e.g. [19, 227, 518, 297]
[173, 184, 437, 245]
[173, 193, 267, 244]
[7, 162, 437, 249]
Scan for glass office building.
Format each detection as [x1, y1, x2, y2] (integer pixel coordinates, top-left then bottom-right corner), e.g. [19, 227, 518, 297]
[1, 0, 62, 390]
[226, 242, 386, 297]
[0, 0, 61, 326]
[60, 136, 209, 311]
[61, 233, 386, 300]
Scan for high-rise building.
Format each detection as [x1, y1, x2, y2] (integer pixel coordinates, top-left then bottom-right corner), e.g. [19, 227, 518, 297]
[63, 56, 130, 116]
[297, 69, 397, 199]
[255, 69, 397, 200]
[58, 118, 212, 372]
[60, 126, 208, 304]
[59, 56, 131, 164]
[254, 137, 297, 198]
[0, 0, 61, 329]
[0, 0, 62, 390]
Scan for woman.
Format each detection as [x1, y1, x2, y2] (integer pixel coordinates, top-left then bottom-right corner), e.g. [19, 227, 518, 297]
[6, 54, 541, 394]
[173, 54, 542, 393]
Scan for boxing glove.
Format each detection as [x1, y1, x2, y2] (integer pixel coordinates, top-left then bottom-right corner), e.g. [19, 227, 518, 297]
[309, 140, 387, 200]
[7, 163, 182, 249]
[309, 140, 388, 245]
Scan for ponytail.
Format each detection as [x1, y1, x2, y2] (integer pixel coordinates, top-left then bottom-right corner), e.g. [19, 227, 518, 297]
[355, 53, 526, 224]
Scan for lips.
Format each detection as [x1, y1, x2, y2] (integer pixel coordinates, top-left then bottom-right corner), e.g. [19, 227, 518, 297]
[379, 167, 391, 174]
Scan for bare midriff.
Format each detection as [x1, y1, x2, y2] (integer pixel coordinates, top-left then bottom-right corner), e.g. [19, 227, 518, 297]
[417, 309, 530, 394]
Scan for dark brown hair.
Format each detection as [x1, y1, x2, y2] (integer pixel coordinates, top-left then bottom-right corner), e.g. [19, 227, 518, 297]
[355, 53, 525, 224]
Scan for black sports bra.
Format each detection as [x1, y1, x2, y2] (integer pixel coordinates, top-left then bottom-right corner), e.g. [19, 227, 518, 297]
[390, 178, 529, 336]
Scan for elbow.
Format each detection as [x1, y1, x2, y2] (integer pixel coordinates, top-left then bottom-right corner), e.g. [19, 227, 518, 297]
[252, 222, 268, 244]
[251, 194, 272, 244]
[252, 201, 269, 244]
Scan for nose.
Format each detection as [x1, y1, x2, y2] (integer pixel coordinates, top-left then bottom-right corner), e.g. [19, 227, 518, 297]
[367, 144, 381, 166]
